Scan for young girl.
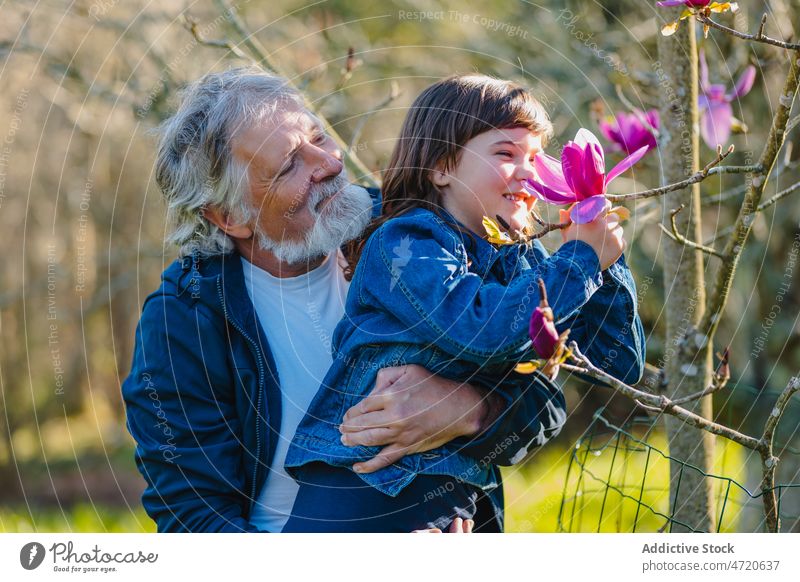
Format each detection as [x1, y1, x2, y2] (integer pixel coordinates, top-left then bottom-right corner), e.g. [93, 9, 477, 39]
[283, 74, 645, 532]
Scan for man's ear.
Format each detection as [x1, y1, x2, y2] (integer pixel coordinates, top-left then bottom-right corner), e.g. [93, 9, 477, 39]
[203, 207, 254, 240]
[429, 161, 451, 188]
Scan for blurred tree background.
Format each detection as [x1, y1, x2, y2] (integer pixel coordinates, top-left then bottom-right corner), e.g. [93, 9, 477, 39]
[0, 0, 798, 532]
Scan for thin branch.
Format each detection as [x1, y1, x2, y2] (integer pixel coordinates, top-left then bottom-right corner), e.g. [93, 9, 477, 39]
[208, 0, 379, 187]
[348, 81, 401, 152]
[565, 343, 762, 451]
[757, 180, 800, 212]
[181, 14, 255, 64]
[658, 204, 724, 258]
[671, 348, 730, 406]
[607, 146, 759, 202]
[702, 50, 800, 336]
[761, 376, 800, 450]
[696, 13, 800, 51]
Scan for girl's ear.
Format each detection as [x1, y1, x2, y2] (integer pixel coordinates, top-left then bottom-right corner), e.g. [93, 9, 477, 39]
[430, 161, 451, 188]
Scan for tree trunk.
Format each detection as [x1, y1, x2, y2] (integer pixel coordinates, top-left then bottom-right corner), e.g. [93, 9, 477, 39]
[657, 15, 717, 532]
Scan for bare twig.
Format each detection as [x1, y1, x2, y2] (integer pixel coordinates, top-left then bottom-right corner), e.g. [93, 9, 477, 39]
[761, 376, 800, 449]
[758, 376, 800, 533]
[696, 13, 800, 51]
[565, 342, 762, 450]
[209, 0, 379, 187]
[757, 180, 800, 212]
[702, 51, 800, 338]
[607, 146, 759, 202]
[181, 14, 255, 64]
[348, 81, 401, 152]
[658, 204, 724, 258]
[671, 348, 730, 406]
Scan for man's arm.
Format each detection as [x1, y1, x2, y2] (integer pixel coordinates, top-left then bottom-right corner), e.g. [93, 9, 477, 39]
[339, 364, 566, 471]
[122, 293, 259, 532]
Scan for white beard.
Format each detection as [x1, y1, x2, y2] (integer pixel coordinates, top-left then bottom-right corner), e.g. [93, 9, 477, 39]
[256, 174, 374, 265]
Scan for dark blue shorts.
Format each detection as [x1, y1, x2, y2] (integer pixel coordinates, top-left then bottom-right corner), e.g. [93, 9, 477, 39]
[282, 462, 502, 533]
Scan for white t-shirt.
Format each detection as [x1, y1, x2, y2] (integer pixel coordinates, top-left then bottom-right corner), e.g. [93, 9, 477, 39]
[243, 251, 349, 532]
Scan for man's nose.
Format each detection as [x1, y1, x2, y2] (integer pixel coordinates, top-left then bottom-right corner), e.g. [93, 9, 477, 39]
[310, 145, 343, 183]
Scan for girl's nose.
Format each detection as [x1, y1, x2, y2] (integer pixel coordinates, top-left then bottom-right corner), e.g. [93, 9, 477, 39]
[311, 147, 344, 183]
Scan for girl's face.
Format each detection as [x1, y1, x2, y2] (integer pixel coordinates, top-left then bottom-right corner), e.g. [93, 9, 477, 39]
[434, 127, 542, 235]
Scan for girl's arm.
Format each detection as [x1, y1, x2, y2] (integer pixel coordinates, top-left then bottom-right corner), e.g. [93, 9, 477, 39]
[529, 239, 646, 385]
[359, 212, 604, 366]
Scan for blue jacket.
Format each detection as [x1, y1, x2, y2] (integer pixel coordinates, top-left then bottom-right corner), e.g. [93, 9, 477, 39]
[285, 207, 645, 496]
[122, 194, 644, 532]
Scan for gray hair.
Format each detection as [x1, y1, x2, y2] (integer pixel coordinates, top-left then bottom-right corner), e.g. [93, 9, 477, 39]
[154, 67, 304, 257]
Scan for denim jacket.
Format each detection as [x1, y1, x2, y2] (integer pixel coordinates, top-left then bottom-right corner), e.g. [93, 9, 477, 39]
[285, 207, 645, 497]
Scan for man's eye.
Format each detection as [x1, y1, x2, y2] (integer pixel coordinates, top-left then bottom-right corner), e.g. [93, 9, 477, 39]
[278, 159, 295, 177]
[313, 132, 327, 144]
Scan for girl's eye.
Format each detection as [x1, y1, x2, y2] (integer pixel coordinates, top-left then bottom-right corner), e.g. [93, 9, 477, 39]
[497, 151, 513, 158]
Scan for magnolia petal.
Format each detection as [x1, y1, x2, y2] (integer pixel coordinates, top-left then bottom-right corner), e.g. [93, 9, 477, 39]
[514, 361, 541, 374]
[524, 179, 577, 204]
[533, 152, 570, 192]
[583, 142, 607, 198]
[529, 307, 560, 360]
[729, 65, 756, 100]
[701, 102, 733, 149]
[561, 144, 590, 198]
[570, 196, 608, 225]
[605, 145, 649, 185]
[574, 128, 605, 166]
[661, 20, 680, 36]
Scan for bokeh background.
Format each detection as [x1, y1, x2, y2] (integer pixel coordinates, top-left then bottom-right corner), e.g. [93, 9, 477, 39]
[0, 0, 798, 532]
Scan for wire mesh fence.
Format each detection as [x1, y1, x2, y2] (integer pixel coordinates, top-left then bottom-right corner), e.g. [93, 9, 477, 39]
[558, 408, 800, 533]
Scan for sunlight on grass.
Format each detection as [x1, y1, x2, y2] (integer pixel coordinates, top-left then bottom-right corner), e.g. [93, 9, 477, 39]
[504, 427, 751, 533]
[0, 504, 154, 533]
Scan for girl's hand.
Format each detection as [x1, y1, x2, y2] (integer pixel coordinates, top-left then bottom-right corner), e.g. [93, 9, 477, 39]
[412, 517, 474, 533]
[560, 204, 626, 270]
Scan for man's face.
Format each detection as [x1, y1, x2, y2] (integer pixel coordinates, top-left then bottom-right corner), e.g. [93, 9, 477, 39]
[230, 103, 373, 264]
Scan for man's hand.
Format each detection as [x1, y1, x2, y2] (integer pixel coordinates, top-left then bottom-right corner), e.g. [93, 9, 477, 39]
[339, 365, 502, 474]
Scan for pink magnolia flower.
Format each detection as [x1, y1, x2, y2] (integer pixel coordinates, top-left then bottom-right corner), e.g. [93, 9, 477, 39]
[699, 50, 756, 149]
[524, 129, 648, 224]
[599, 109, 660, 155]
[529, 303, 559, 360]
[657, 1, 738, 36]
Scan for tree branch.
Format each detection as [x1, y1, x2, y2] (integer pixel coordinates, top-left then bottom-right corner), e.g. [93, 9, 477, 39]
[757, 180, 800, 212]
[696, 13, 800, 51]
[606, 146, 759, 202]
[208, 0, 379, 187]
[564, 343, 762, 451]
[761, 376, 800, 450]
[658, 204, 724, 259]
[702, 50, 800, 337]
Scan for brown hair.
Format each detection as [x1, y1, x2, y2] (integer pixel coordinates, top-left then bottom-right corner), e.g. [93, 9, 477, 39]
[344, 74, 553, 280]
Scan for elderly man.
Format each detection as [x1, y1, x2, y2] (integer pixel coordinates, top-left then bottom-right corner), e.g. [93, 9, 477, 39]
[122, 67, 642, 533]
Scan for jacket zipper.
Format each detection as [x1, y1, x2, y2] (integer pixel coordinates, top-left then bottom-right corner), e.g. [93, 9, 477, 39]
[217, 278, 265, 515]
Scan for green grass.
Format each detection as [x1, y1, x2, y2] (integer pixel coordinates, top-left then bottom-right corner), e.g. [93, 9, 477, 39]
[504, 428, 752, 533]
[0, 504, 154, 533]
[0, 429, 753, 533]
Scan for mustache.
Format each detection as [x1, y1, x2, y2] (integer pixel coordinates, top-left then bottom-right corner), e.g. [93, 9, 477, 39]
[308, 173, 350, 211]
